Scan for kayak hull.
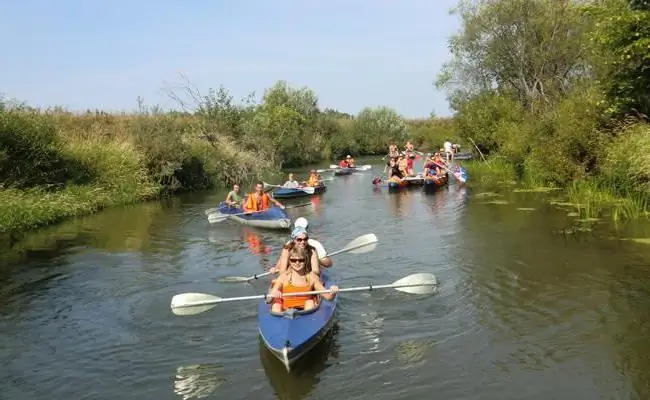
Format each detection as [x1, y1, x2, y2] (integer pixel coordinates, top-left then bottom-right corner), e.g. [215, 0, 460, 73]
[258, 273, 337, 372]
[217, 202, 291, 230]
[424, 174, 449, 192]
[334, 168, 355, 176]
[272, 185, 326, 199]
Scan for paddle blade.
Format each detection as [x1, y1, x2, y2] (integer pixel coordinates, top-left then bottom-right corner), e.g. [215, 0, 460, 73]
[392, 273, 438, 295]
[171, 293, 222, 316]
[328, 233, 378, 257]
[217, 276, 250, 283]
[329, 164, 339, 169]
[357, 165, 372, 171]
[204, 207, 219, 215]
[207, 213, 229, 224]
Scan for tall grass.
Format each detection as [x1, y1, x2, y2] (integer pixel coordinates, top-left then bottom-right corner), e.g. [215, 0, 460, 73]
[0, 104, 273, 243]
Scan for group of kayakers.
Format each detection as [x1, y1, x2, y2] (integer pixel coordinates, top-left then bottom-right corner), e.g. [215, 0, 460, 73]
[266, 217, 338, 312]
[383, 141, 450, 184]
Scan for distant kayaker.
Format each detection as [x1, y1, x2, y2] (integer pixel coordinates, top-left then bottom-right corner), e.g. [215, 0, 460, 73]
[266, 246, 339, 312]
[424, 154, 444, 177]
[243, 181, 285, 213]
[305, 170, 321, 187]
[347, 155, 356, 168]
[339, 156, 350, 168]
[224, 184, 242, 207]
[443, 139, 453, 162]
[283, 173, 301, 189]
[388, 157, 405, 182]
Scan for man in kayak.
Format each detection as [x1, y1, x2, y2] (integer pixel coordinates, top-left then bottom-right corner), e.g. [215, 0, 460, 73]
[224, 184, 242, 207]
[282, 173, 301, 188]
[339, 157, 350, 168]
[266, 246, 339, 312]
[243, 181, 285, 213]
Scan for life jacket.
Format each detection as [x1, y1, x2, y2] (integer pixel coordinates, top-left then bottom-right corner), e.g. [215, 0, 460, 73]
[339, 160, 349, 168]
[273, 274, 316, 310]
[307, 174, 319, 186]
[244, 192, 270, 211]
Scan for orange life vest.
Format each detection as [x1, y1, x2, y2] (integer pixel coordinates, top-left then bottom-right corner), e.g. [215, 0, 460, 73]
[273, 274, 316, 310]
[307, 174, 319, 186]
[244, 192, 270, 211]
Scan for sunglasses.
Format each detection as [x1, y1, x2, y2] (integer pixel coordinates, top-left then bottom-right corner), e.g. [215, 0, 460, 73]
[295, 237, 308, 242]
[289, 258, 305, 263]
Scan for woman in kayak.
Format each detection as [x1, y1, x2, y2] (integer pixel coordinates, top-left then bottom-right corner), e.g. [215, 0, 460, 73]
[224, 184, 242, 207]
[269, 225, 325, 276]
[266, 246, 339, 312]
[387, 157, 405, 182]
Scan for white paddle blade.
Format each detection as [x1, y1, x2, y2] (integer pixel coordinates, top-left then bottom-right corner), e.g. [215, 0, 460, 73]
[348, 242, 378, 254]
[393, 273, 438, 295]
[207, 213, 229, 224]
[217, 276, 250, 283]
[204, 208, 219, 215]
[171, 293, 222, 316]
[357, 165, 372, 171]
[329, 164, 339, 169]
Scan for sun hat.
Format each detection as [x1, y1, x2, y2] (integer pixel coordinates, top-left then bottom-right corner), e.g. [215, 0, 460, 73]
[294, 217, 308, 229]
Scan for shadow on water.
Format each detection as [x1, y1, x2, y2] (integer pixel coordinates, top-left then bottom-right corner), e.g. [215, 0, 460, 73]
[260, 324, 340, 400]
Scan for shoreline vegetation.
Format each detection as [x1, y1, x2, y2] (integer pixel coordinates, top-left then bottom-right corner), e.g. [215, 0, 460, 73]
[0, 81, 455, 244]
[4, 0, 650, 243]
[435, 0, 650, 223]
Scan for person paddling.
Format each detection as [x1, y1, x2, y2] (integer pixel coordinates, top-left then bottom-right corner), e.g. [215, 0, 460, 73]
[243, 181, 285, 213]
[293, 217, 332, 268]
[266, 246, 339, 312]
[282, 173, 301, 189]
[224, 184, 242, 207]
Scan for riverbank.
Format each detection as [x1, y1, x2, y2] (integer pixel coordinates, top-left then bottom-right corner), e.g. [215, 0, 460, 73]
[1, 80, 430, 243]
[463, 157, 649, 223]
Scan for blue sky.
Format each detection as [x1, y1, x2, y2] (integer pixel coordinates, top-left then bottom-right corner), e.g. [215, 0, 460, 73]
[0, 0, 460, 118]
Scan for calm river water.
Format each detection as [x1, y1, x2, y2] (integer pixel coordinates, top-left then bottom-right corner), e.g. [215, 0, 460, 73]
[3, 157, 650, 400]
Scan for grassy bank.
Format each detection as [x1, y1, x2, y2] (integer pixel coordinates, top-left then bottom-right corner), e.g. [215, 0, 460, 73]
[436, 0, 650, 221]
[1, 79, 454, 242]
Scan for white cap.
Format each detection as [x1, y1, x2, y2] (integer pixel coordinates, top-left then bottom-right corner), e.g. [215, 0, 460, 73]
[294, 217, 308, 229]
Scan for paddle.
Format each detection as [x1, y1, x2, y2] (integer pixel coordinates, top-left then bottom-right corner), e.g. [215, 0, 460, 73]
[219, 233, 379, 283]
[206, 203, 311, 223]
[170, 273, 438, 316]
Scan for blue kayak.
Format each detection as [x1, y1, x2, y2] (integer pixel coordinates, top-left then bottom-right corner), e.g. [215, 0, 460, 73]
[333, 168, 355, 176]
[272, 185, 327, 199]
[258, 272, 338, 371]
[216, 202, 291, 230]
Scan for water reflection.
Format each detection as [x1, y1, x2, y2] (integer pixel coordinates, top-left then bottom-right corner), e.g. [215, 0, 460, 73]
[173, 363, 227, 400]
[260, 325, 339, 400]
[394, 338, 435, 366]
[387, 191, 415, 218]
[358, 310, 384, 355]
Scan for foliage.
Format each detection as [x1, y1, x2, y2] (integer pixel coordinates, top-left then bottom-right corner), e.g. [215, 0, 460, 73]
[0, 79, 418, 239]
[437, 0, 650, 205]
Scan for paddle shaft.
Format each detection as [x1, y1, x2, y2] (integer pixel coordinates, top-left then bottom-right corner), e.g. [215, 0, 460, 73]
[172, 282, 437, 309]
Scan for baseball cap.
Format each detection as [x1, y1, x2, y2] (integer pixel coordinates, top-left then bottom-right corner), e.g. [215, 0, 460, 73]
[294, 217, 308, 229]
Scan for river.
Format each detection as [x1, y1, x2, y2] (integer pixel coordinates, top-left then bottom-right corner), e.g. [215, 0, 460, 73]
[2, 157, 650, 400]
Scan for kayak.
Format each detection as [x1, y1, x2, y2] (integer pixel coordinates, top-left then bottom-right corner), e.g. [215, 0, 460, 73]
[216, 202, 291, 230]
[453, 152, 473, 160]
[333, 168, 355, 176]
[388, 179, 409, 190]
[258, 272, 338, 372]
[272, 185, 326, 199]
[424, 174, 449, 192]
